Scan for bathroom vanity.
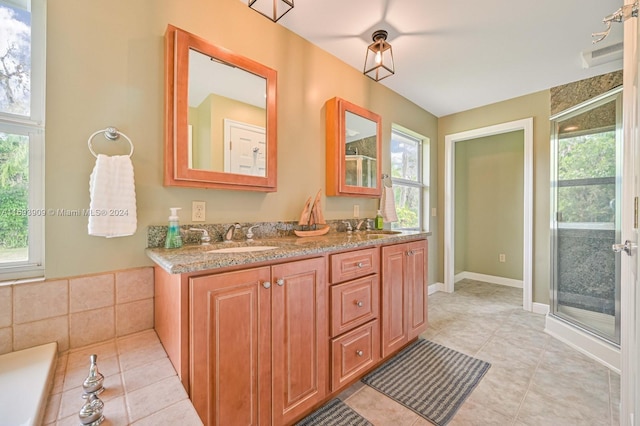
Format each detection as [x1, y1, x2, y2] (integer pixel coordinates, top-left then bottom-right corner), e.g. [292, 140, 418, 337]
[147, 231, 428, 425]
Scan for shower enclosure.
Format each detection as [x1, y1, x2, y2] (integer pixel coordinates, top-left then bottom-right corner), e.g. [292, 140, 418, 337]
[550, 87, 622, 345]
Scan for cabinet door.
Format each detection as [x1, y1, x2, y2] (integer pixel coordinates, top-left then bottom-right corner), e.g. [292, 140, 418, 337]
[381, 244, 408, 358]
[190, 267, 271, 426]
[406, 240, 428, 339]
[271, 257, 328, 425]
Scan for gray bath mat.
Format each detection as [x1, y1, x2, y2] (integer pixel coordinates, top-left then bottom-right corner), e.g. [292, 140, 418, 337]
[295, 398, 372, 426]
[361, 339, 490, 425]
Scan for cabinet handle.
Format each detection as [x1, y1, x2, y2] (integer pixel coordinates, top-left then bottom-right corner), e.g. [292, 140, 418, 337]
[262, 281, 271, 289]
[356, 262, 364, 268]
[355, 300, 364, 307]
[406, 250, 414, 256]
[356, 350, 364, 357]
[276, 278, 284, 286]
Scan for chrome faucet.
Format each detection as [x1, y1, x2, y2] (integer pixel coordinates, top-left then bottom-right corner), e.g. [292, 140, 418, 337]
[246, 225, 259, 242]
[342, 221, 353, 233]
[189, 228, 211, 245]
[355, 220, 366, 231]
[224, 223, 241, 242]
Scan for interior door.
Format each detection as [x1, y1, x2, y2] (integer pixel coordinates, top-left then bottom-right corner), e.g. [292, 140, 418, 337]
[224, 119, 266, 176]
[621, 0, 639, 423]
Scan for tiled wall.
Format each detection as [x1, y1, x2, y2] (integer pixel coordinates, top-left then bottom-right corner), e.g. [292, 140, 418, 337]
[0, 267, 154, 355]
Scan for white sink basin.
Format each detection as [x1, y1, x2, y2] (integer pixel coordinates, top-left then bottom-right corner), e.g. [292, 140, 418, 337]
[206, 246, 279, 254]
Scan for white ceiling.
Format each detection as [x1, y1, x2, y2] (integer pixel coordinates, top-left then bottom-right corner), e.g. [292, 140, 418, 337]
[265, 0, 625, 117]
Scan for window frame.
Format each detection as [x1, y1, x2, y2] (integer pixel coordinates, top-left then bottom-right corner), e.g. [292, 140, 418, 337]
[390, 125, 429, 232]
[0, 0, 46, 282]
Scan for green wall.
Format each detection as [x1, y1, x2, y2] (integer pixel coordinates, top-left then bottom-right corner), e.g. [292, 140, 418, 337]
[454, 131, 524, 280]
[43, 0, 438, 280]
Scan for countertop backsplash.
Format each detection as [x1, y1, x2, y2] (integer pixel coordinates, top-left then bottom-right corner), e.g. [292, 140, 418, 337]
[147, 219, 374, 248]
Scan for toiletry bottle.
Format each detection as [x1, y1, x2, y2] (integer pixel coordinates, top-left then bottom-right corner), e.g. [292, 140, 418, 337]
[375, 210, 384, 230]
[165, 208, 183, 249]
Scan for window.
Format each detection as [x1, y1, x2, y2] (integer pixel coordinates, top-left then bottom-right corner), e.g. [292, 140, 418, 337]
[390, 126, 429, 231]
[0, 0, 45, 281]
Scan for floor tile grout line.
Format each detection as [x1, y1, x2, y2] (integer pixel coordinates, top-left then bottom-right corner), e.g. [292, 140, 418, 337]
[510, 331, 556, 425]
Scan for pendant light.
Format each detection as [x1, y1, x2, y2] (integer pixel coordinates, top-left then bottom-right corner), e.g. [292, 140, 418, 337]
[363, 30, 395, 81]
[249, 0, 294, 22]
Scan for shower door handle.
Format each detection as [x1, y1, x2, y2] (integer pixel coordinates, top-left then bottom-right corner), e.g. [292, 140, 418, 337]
[612, 240, 636, 256]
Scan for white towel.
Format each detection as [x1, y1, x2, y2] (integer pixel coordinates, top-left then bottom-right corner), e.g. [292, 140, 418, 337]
[88, 154, 137, 238]
[380, 185, 398, 223]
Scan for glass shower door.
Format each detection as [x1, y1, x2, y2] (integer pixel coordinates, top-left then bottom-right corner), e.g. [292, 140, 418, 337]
[550, 87, 622, 345]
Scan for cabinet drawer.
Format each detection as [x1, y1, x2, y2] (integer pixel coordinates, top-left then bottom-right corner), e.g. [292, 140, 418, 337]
[330, 247, 379, 283]
[330, 275, 379, 337]
[331, 320, 380, 392]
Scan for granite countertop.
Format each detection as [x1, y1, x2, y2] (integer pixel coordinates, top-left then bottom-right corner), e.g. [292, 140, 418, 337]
[146, 230, 430, 274]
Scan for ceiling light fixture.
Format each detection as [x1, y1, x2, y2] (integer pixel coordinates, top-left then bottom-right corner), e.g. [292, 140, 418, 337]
[248, 0, 293, 22]
[363, 30, 395, 82]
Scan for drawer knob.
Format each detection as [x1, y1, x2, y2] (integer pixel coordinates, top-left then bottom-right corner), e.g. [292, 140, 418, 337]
[276, 278, 284, 286]
[355, 300, 364, 307]
[406, 250, 414, 256]
[356, 350, 364, 357]
[357, 262, 364, 268]
[262, 281, 271, 289]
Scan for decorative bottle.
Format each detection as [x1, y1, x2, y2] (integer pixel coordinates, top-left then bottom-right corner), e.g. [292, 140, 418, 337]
[165, 207, 183, 249]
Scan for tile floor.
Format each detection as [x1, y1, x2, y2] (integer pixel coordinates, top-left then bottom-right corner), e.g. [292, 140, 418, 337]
[337, 280, 621, 426]
[43, 329, 202, 425]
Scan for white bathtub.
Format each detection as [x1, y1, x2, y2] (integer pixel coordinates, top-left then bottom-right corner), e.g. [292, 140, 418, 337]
[0, 342, 57, 426]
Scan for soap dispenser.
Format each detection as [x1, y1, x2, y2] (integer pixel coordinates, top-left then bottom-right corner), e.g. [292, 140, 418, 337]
[165, 207, 183, 249]
[375, 210, 384, 230]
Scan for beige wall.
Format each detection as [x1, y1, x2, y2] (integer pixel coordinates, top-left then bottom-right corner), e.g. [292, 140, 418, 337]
[454, 131, 524, 280]
[438, 91, 551, 304]
[44, 0, 438, 279]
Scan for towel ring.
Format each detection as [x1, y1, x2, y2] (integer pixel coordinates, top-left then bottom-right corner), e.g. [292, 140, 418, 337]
[87, 127, 134, 158]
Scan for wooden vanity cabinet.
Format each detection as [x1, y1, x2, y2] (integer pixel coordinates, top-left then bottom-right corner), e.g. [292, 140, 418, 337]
[189, 257, 327, 426]
[153, 236, 429, 425]
[381, 240, 428, 358]
[328, 247, 381, 391]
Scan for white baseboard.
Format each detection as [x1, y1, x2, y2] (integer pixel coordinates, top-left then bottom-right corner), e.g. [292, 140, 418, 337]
[428, 282, 446, 295]
[454, 271, 523, 289]
[545, 314, 620, 373]
[532, 302, 549, 315]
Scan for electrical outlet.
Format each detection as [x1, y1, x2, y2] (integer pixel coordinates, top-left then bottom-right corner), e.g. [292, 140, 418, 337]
[499, 254, 506, 263]
[353, 204, 360, 218]
[192, 201, 206, 222]
[431, 207, 437, 217]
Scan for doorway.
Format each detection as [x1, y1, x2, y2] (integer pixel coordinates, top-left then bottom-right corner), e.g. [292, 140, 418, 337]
[444, 118, 534, 311]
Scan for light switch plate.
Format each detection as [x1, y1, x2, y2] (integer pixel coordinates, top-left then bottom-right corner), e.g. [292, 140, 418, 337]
[192, 201, 206, 222]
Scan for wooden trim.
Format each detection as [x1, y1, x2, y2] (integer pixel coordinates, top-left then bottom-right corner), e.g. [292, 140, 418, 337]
[325, 97, 382, 197]
[154, 266, 190, 392]
[164, 24, 277, 191]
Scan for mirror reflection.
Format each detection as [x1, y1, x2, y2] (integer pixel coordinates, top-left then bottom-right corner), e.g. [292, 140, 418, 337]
[345, 111, 377, 188]
[188, 49, 267, 177]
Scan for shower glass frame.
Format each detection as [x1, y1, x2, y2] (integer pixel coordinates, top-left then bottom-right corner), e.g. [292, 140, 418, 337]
[549, 86, 622, 346]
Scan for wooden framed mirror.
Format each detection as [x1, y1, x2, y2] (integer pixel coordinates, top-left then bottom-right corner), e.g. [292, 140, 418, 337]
[165, 25, 277, 191]
[325, 97, 382, 197]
